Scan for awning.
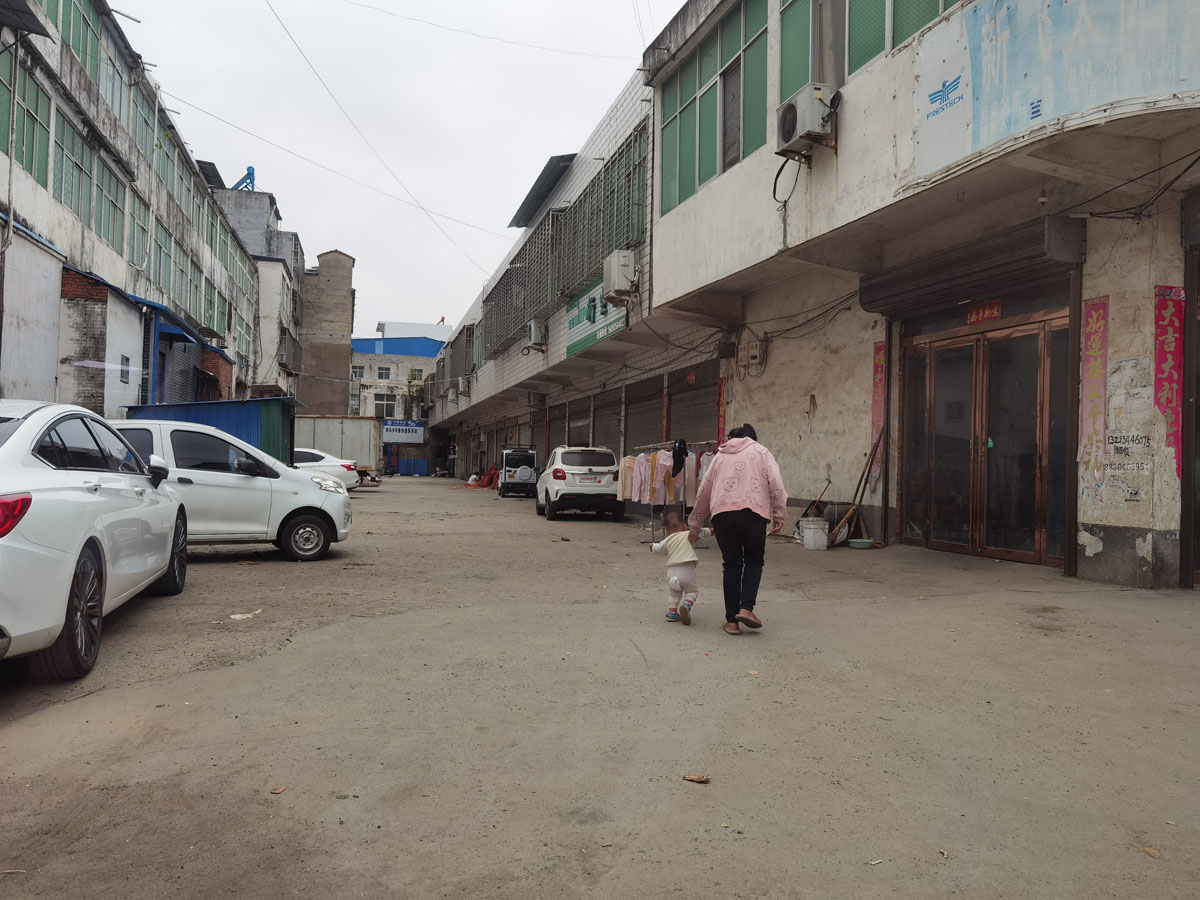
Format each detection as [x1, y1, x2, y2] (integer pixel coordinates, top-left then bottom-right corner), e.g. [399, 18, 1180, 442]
[0, 1, 51, 37]
[158, 322, 199, 344]
[858, 217, 1086, 318]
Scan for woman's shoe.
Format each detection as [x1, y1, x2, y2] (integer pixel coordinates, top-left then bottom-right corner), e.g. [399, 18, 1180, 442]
[735, 609, 762, 629]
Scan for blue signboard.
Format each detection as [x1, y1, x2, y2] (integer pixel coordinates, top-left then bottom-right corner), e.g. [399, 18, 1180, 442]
[383, 419, 425, 443]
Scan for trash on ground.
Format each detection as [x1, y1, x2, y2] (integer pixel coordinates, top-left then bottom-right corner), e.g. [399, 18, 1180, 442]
[748, 670, 759, 675]
[939, 849, 948, 859]
[682, 774, 710, 784]
[1, 870, 29, 875]
[601, 842, 612, 847]
[1131, 842, 1162, 859]
[230, 609, 263, 620]
[270, 786, 286, 795]
[560, 537, 570, 542]
[869, 859, 884, 866]
[721, 823, 729, 828]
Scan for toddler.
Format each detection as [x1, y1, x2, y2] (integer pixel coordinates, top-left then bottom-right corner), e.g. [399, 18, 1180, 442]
[651, 509, 711, 624]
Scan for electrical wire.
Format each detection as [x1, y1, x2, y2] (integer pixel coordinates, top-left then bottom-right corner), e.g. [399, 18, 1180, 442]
[1055, 145, 1200, 218]
[772, 158, 801, 207]
[342, 1, 639, 61]
[631, 0, 646, 48]
[159, 90, 511, 240]
[263, 0, 490, 275]
[1091, 151, 1200, 221]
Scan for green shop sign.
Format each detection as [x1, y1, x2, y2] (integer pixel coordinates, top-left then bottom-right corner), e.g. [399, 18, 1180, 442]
[566, 281, 627, 358]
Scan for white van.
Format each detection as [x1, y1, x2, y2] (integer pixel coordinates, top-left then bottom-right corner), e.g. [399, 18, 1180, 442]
[113, 420, 352, 561]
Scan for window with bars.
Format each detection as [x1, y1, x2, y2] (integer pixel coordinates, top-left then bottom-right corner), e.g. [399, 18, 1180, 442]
[848, 0, 958, 76]
[54, 112, 94, 224]
[130, 191, 149, 264]
[661, 0, 767, 215]
[99, 22, 129, 126]
[95, 161, 125, 253]
[0, 50, 52, 188]
[349, 392, 361, 415]
[62, 0, 101, 82]
[153, 220, 172, 293]
[132, 88, 154, 160]
[780, 0, 814, 102]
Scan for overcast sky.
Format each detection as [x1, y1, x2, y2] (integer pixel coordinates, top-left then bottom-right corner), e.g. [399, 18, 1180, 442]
[115, 0, 679, 337]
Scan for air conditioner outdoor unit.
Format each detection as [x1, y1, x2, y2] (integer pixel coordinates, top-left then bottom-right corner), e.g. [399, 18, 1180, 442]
[776, 83, 832, 156]
[448, 385, 458, 402]
[526, 319, 548, 350]
[457, 375, 470, 396]
[602, 249, 637, 304]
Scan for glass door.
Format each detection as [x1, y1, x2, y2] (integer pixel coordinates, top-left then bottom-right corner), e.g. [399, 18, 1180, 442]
[928, 343, 975, 550]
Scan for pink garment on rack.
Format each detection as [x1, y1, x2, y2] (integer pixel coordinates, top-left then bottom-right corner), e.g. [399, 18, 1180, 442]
[632, 453, 651, 504]
[684, 459, 698, 506]
[653, 454, 674, 504]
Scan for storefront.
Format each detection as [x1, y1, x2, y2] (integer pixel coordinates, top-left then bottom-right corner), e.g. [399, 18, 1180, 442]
[861, 218, 1085, 571]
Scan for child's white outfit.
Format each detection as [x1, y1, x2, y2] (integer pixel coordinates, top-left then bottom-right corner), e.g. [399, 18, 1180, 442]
[651, 528, 711, 623]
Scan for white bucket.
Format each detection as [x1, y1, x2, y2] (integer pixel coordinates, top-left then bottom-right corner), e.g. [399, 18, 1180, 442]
[800, 517, 828, 551]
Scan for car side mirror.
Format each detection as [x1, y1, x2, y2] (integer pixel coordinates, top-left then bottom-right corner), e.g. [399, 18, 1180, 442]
[147, 454, 170, 488]
[236, 457, 261, 476]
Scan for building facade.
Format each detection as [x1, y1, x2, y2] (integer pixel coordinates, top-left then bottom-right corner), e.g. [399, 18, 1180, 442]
[434, 0, 1200, 589]
[349, 335, 443, 420]
[297, 249, 355, 415]
[0, 2, 258, 416]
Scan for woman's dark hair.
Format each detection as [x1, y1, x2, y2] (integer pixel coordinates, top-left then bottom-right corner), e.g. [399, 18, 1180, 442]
[727, 423, 758, 441]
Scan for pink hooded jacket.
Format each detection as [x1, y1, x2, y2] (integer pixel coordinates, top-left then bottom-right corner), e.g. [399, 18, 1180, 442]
[688, 437, 788, 533]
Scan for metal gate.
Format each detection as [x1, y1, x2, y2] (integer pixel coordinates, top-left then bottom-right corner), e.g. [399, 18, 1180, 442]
[518, 420, 532, 447]
[592, 389, 622, 455]
[548, 404, 567, 450]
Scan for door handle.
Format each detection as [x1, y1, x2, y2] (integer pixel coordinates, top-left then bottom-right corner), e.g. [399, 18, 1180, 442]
[134, 487, 146, 497]
[178, 477, 194, 485]
[84, 482, 101, 493]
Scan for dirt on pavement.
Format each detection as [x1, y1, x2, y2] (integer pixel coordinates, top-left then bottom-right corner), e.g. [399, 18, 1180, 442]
[1, 478, 1197, 899]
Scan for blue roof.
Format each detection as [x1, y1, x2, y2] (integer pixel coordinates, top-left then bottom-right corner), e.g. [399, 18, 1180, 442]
[352, 337, 444, 357]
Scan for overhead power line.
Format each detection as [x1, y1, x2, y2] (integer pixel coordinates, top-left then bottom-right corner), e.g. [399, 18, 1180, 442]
[159, 90, 510, 241]
[342, 0, 640, 61]
[263, 0, 491, 274]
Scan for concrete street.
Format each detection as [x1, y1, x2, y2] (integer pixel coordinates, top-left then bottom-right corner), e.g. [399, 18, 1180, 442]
[1, 479, 1197, 899]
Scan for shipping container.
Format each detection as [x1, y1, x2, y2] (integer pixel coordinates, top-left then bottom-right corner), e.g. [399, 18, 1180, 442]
[125, 397, 301, 462]
[294, 416, 380, 469]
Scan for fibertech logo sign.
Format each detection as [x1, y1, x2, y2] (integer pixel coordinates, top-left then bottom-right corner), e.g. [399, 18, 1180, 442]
[926, 75, 963, 119]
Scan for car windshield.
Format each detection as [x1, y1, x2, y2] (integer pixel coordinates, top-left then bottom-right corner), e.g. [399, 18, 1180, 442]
[0, 417, 20, 449]
[561, 450, 615, 468]
[505, 452, 534, 468]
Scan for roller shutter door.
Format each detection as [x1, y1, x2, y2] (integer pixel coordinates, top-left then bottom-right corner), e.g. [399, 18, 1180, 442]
[568, 406, 591, 446]
[625, 397, 662, 452]
[592, 389, 622, 455]
[531, 411, 547, 465]
[668, 385, 719, 444]
[518, 420, 532, 448]
[548, 404, 567, 450]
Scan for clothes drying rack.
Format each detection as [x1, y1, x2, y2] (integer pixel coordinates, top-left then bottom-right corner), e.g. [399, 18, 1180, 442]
[630, 439, 717, 543]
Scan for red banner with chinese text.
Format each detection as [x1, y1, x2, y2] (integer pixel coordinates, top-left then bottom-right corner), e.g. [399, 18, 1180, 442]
[1077, 297, 1109, 484]
[967, 299, 1002, 324]
[870, 342, 886, 483]
[1155, 286, 1184, 480]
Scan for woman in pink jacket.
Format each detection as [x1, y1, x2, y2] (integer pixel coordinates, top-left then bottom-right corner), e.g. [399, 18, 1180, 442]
[688, 424, 788, 635]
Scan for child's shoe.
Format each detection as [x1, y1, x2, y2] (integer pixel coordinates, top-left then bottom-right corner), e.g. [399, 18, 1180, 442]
[665, 609, 681, 622]
[678, 597, 692, 625]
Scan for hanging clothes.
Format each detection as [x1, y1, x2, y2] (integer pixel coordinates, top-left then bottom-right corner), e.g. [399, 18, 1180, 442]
[618, 456, 636, 500]
[648, 451, 660, 504]
[684, 457, 699, 506]
[633, 453, 651, 504]
[697, 448, 717, 486]
[653, 452, 675, 503]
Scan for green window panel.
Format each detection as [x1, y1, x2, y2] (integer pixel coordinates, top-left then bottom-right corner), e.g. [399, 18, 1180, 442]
[204, 280, 216, 330]
[0, 50, 51, 187]
[744, 0, 768, 39]
[680, 53, 698, 103]
[153, 221, 171, 292]
[677, 100, 697, 204]
[780, 0, 812, 102]
[848, 0, 887, 74]
[719, 6, 741, 67]
[741, 32, 767, 157]
[697, 85, 719, 186]
[894, 0, 941, 45]
[95, 161, 124, 254]
[662, 72, 678, 121]
[62, 0, 100, 82]
[698, 31, 719, 87]
[54, 112, 94, 224]
[661, 116, 679, 214]
[130, 192, 149, 263]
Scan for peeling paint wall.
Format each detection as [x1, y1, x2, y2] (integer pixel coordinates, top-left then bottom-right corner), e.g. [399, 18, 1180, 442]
[1, 238, 62, 401]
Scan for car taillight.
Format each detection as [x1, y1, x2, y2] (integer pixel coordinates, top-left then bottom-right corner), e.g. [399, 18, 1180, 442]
[552, 468, 566, 481]
[0, 493, 32, 538]
[341, 464, 356, 471]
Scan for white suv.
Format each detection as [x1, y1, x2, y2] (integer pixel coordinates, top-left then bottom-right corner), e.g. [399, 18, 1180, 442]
[113, 420, 352, 561]
[535, 446, 624, 521]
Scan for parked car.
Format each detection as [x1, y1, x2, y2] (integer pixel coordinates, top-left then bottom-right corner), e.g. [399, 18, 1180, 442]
[498, 447, 537, 498]
[535, 446, 624, 521]
[0, 401, 187, 679]
[292, 447, 362, 490]
[113, 420, 351, 561]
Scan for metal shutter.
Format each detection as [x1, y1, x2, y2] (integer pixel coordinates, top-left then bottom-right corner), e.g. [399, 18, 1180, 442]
[568, 407, 591, 446]
[668, 386, 719, 444]
[625, 397, 662, 452]
[548, 404, 567, 450]
[531, 411, 546, 465]
[592, 389, 622, 455]
[518, 420, 532, 447]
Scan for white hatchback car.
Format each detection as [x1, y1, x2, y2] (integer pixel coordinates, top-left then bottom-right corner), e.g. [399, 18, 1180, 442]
[0, 401, 187, 679]
[535, 446, 624, 521]
[292, 447, 362, 490]
[113, 420, 351, 561]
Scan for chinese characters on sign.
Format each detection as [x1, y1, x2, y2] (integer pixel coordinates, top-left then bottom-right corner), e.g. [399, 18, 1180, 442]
[717, 377, 726, 444]
[870, 342, 886, 483]
[383, 419, 425, 444]
[967, 300, 1002, 324]
[1077, 297, 1108, 485]
[1154, 286, 1184, 480]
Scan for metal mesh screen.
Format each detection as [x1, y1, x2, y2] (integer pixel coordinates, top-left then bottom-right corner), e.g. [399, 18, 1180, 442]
[449, 324, 475, 379]
[848, 0, 887, 74]
[780, 0, 812, 102]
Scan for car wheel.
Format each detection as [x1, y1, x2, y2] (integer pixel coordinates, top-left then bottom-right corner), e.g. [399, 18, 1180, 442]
[150, 513, 188, 595]
[281, 515, 332, 561]
[545, 495, 558, 520]
[30, 545, 103, 680]
[498, 486, 506, 498]
[611, 506, 626, 523]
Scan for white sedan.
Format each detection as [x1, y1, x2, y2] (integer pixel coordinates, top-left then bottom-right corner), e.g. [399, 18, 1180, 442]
[0, 401, 187, 679]
[292, 447, 362, 489]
